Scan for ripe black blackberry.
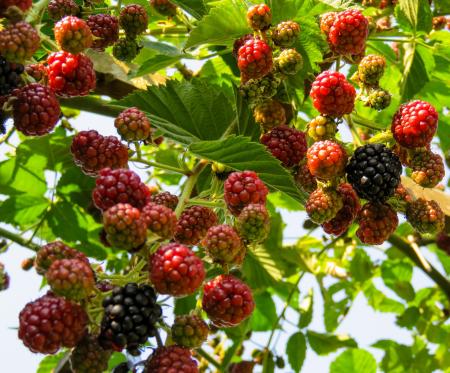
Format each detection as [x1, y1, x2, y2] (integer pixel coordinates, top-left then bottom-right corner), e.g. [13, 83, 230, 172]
[0, 56, 24, 96]
[346, 143, 401, 202]
[99, 283, 162, 356]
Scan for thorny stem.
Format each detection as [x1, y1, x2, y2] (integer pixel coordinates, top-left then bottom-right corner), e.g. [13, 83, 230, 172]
[0, 226, 40, 252]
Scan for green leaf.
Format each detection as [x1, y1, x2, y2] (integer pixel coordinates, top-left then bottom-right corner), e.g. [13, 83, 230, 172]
[364, 283, 405, 314]
[350, 249, 373, 283]
[396, 306, 421, 329]
[396, 0, 432, 34]
[286, 332, 307, 372]
[0, 158, 46, 197]
[37, 351, 68, 373]
[107, 352, 127, 371]
[381, 260, 415, 301]
[251, 292, 277, 331]
[190, 136, 306, 203]
[330, 348, 377, 373]
[185, 0, 249, 49]
[171, 0, 208, 19]
[174, 294, 197, 315]
[56, 167, 95, 207]
[372, 340, 412, 373]
[133, 55, 185, 77]
[307, 330, 357, 355]
[299, 288, 314, 328]
[0, 196, 49, 228]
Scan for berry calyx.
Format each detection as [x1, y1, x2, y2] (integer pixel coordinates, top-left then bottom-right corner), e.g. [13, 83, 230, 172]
[145, 346, 198, 372]
[149, 243, 205, 297]
[70, 334, 112, 373]
[310, 71, 356, 117]
[150, 191, 179, 210]
[71, 130, 129, 176]
[47, 0, 79, 21]
[272, 20, 300, 47]
[0, 21, 40, 63]
[92, 168, 151, 211]
[18, 293, 88, 354]
[237, 38, 273, 81]
[236, 203, 270, 244]
[119, 4, 148, 38]
[87, 14, 119, 50]
[174, 205, 218, 245]
[307, 115, 337, 141]
[406, 198, 445, 234]
[409, 150, 445, 188]
[202, 274, 255, 327]
[260, 124, 307, 167]
[142, 202, 177, 240]
[306, 187, 343, 224]
[35, 241, 88, 275]
[346, 143, 402, 201]
[202, 224, 244, 265]
[224, 171, 268, 216]
[391, 100, 438, 148]
[356, 202, 398, 245]
[253, 99, 286, 131]
[12, 83, 60, 136]
[246, 3, 272, 31]
[171, 314, 209, 349]
[114, 107, 151, 142]
[275, 48, 303, 75]
[46, 258, 95, 300]
[54, 16, 93, 54]
[103, 203, 147, 251]
[306, 140, 348, 180]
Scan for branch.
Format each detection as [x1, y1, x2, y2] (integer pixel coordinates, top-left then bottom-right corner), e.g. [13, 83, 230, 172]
[0, 226, 40, 252]
[60, 96, 123, 117]
[388, 234, 450, 302]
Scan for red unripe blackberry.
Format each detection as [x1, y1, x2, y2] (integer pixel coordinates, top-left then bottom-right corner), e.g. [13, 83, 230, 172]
[71, 130, 128, 176]
[306, 140, 348, 180]
[70, 334, 112, 373]
[47, 0, 80, 21]
[233, 34, 254, 59]
[11, 83, 60, 136]
[409, 150, 444, 188]
[406, 198, 445, 234]
[0, 262, 9, 290]
[320, 12, 337, 34]
[253, 99, 286, 131]
[54, 16, 93, 54]
[142, 202, 177, 240]
[306, 187, 343, 224]
[87, 14, 119, 50]
[0, 21, 40, 63]
[236, 203, 270, 243]
[202, 225, 244, 265]
[224, 171, 268, 216]
[356, 202, 398, 245]
[25, 63, 47, 83]
[246, 3, 272, 31]
[237, 38, 273, 81]
[260, 124, 307, 167]
[92, 168, 151, 211]
[310, 71, 356, 117]
[432, 16, 447, 30]
[272, 20, 300, 47]
[149, 243, 205, 297]
[18, 292, 88, 354]
[46, 258, 95, 300]
[145, 346, 198, 372]
[229, 361, 255, 373]
[171, 314, 209, 349]
[47, 51, 96, 97]
[174, 206, 218, 245]
[103, 203, 147, 251]
[357, 54, 386, 86]
[0, 57, 24, 96]
[437, 233, 450, 256]
[150, 191, 179, 210]
[202, 274, 255, 327]
[35, 241, 87, 275]
[0, 0, 31, 14]
[150, 0, 177, 17]
[328, 9, 369, 55]
[391, 100, 438, 149]
[322, 183, 360, 236]
[294, 163, 317, 193]
[114, 107, 151, 142]
[112, 37, 141, 62]
[119, 4, 148, 37]
[275, 48, 303, 75]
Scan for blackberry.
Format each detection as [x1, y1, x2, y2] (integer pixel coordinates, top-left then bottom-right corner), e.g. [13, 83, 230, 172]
[307, 115, 337, 141]
[0, 21, 40, 63]
[406, 198, 445, 234]
[54, 16, 93, 54]
[356, 54, 386, 86]
[171, 314, 209, 349]
[365, 88, 391, 111]
[119, 4, 148, 38]
[306, 187, 343, 224]
[274, 48, 303, 75]
[202, 224, 244, 265]
[0, 57, 24, 96]
[294, 163, 317, 193]
[246, 3, 272, 31]
[0, 0, 32, 14]
[70, 334, 112, 373]
[306, 140, 348, 180]
[357, 202, 398, 245]
[236, 203, 270, 244]
[87, 14, 119, 50]
[346, 143, 402, 202]
[145, 346, 198, 372]
[174, 205, 218, 245]
[112, 38, 140, 62]
[253, 99, 286, 131]
[114, 107, 151, 142]
[150, 191, 178, 210]
[239, 74, 281, 103]
[141, 202, 177, 240]
[237, 38, 273, 81]
[99, 283, 162, 355]
[233, 34, 254, 59]
[25, 63, 47, 83]
[47, 0, 80, 21]
[35, 241, 88, 275]
[409, 150, 444, 188]
[272, 20, 300, 47]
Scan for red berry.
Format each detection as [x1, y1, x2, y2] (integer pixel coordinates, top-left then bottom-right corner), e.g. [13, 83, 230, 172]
[236, 203, 270, 244]
[47, 51, 96, 97]
[391, 100, 438, 148]
[260, 124, 307, 167]
[175, 205, 218, 245]
[46, 258, 95, 300]
[0, 0, 32, 14]
[35, 241, 88, 275]
[356, 202, 398, 245]
[47, 0, 80, 21]
[18, 292, 88, 354]
[406, 198, 445, 234]
[307, 140, 348, 180]
[12, 83, 60, 136]
[150, 191, 179, 210]
[320, 12, 337, 34]
[114, 107, 151, 142]
[119, 4, 148, 37]
[224, 171, 268, 216]
[71, 130, 129, 176]
[92, 168, 151, 211]
[202, 225, 244, 265]
[103, 203, 147, 251]
[306, 187, 343, 224]
[328, 9, 369, 56]
[237, 38, 273, 81]
[229, 361, 255, 373]
[202, 274, 255, 327]
[54, 16, 93, 54]
[149, 243, 205, 297]
[25, 63, 48, 83]
[142, 202, 177, 240]
[233, 34, 254, 59]
[294, 163, 317, 193]
[409, 149, 444, 188]
[145, 346, 198, 373]
[87, 14, 119, 50]
[70, 334, 112, 373]
[171, 314, 209, 349]
[246, 3, 272, 31]
[0, 21, 40, 63]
